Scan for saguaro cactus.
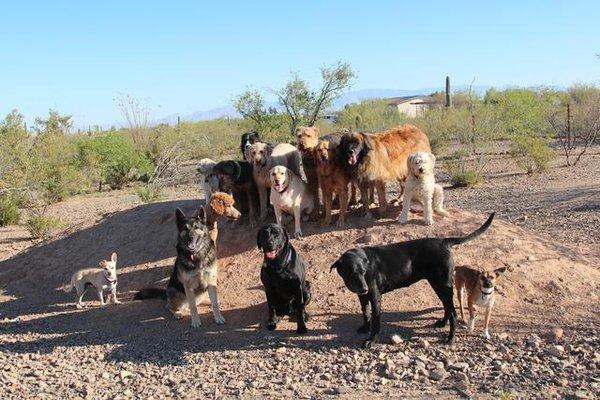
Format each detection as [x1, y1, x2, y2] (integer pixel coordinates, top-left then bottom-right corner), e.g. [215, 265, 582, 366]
[445, 76, 452, 108]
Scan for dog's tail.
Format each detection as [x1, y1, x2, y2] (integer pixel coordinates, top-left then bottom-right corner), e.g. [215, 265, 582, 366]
[134, 287, 167, 301]
[443, 212, 495, 247]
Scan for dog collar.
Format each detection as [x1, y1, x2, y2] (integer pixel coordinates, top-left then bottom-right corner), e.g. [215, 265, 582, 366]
[104, 271, 117, 284]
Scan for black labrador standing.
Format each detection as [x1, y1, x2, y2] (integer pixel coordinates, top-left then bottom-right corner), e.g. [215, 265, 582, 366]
[331, 213, 495, 348]
[257, 223, 311, 334]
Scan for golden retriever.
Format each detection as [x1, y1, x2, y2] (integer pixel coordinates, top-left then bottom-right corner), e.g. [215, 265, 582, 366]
[269, 165, 314, 238]
[314, 139, 351, 227]
[339, 125, 431, 217]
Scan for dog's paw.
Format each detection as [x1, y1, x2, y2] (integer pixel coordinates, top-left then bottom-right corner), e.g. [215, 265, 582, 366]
[113, 299, 122, 304]
[266, 322, 277, 331]
[440, 335, 455, 345]
[173, 311, 184, 320]
[190, 318, 202, 329]
[356, 324, 370, 334]
[483, 330, 491, 340]
[423, 218, 434, 226]
[294, 230, 303, 239]
[76, 303, 83, 309]
[398, 215, 409, 224]
[433, 318, 447, 328]
[296, 325, 308, 335]
[213, 313, 226, 325]
[437, 209, 450, 217]
[362, 339, 373, 349]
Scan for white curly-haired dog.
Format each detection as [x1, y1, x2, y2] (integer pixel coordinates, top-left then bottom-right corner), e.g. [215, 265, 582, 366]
[399, 152, 449, 225]
[197, 158, 219, 200]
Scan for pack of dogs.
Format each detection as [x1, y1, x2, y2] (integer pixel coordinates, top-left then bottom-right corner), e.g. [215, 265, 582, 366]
[64, 124, 507, 348]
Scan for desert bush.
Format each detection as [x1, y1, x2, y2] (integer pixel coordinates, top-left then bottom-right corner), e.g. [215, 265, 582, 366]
[136, 184, 163, 203]
[509, 135, 555, 173]
[0, 110, 30, 191]
[335, 99, 405, 133]
[26, 209, 60, 239]
[0, 196, 20, 226]
[74, 131, 153, 190]
[445, 150, 485, 187]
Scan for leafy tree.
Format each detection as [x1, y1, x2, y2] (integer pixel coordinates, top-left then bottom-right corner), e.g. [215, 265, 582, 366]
[335, 99, 404, 132]
[0, 109, 30, 191]
[33, 109, 72, 135]
[272, 62, 355, 133]
[233, 89, 285, 134]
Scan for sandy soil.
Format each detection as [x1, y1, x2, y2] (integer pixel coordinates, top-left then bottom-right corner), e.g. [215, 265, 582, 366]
[0, 148, 598, 399]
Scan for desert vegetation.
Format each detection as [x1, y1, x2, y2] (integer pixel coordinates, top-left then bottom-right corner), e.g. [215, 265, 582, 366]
[1, 65, 599, 236]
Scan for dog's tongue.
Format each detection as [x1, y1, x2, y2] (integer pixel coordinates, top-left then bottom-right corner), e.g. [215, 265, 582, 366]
[349, 154, 358, 165]
[274, 183, 284, 192]
[265, 250, 277, 260]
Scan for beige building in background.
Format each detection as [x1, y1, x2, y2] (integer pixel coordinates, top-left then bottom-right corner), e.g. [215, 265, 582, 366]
[387, 95, 439, 117]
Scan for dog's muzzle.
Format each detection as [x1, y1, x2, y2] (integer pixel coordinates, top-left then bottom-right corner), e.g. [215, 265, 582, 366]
[481, 288, 494, 296]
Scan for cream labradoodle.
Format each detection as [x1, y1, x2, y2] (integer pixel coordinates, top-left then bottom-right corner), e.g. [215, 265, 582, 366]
[399, 152, 449, 225]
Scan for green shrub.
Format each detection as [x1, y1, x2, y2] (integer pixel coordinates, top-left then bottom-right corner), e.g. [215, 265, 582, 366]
[136, 185, 163, 203]
[445, 150, 485, 187]
[509, 135, 555, 173]
[0, 196, 20, 226]
[26, 212, 60, 239]
[74, 131, 154, 190]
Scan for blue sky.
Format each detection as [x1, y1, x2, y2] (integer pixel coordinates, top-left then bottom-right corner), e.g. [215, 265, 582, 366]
[1, 1, 598, 127]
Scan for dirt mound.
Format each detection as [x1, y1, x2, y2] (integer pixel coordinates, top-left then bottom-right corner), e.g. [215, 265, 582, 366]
[1, 192, 599, 398]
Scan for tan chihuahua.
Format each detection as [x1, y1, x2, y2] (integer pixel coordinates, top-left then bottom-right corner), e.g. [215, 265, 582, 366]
[455, 265, 507, 339]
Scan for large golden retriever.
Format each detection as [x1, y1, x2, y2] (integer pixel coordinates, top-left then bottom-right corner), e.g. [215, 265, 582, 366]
[339, 124, 431, 217]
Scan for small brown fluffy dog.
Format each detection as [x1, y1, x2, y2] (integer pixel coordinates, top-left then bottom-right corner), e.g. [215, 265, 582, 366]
[314, 139, 351, 227]
[205, 192, 241, 242]
[454, 265, 507, 339]
[339, 125, 431, 217]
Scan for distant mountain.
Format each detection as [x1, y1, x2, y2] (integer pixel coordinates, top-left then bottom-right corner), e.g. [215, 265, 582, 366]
[156, 86, 492, 124]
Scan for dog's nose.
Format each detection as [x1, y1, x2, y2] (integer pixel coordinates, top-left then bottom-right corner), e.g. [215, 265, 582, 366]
[419, 167, 424, 173]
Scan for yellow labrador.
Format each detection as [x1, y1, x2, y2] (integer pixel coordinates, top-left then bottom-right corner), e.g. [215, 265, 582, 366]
[269, 165, 314, 238]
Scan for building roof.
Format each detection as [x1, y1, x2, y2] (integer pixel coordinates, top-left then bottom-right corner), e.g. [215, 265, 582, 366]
[387, 95, 437, 105]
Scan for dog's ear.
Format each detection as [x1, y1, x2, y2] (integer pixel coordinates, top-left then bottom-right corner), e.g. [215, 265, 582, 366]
[209, 195, 225, 216]
[493, 266, 507, 277]
[330, 261, 338, 272]
[111, 252, 117, 263]
[280, 225, 289, 243]
[196, 206, 207, 224]
[362, 133, 373, 153]
[407, 152, 417, 167]
[175, 208, 187, 231]
[256, 229, 263, 250]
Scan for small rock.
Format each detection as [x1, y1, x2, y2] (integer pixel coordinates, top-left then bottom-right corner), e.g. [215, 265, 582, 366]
[275, 347, 287, 354]
[547, 327, 564, 344]
[119, 370, 133, 380]
[449, 362, 469, 372]
[429, 368, 448, 382]
[390, 334, 403, 345]
[453, 381, 469, 393]
[417, 338, 430, 349]
[101, 372, 110, 380]
[574, 390, 592, 399]
[356, 234, 375, 244]
[547, 345, 564, 358]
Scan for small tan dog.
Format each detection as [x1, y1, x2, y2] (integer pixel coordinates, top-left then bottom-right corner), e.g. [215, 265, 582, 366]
[399, 151, 448, 225]
[454, 265, 507, 339]
[269, 165, 314, 238]
[205, 192, 241, 243]
[63, 252, 120, 308]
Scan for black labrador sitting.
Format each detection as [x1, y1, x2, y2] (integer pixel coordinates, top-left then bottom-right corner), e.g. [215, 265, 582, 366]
[257, 223, 311, 334]
[331, 213, 495, 348]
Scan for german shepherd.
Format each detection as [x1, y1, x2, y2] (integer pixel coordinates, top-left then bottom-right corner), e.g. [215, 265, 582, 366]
[134, 208, 226, 328]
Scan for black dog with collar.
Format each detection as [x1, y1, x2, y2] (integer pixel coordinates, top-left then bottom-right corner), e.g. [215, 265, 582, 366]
[257, 223, 311, 334]
[214, 160, 258, 225]
[331, 213, 495, 348]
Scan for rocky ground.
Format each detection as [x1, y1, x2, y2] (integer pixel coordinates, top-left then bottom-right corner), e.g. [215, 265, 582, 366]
[0, 147, 599, 399]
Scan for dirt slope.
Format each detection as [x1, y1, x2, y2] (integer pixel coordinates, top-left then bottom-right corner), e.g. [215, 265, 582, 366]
[0, 189, 598, 398]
